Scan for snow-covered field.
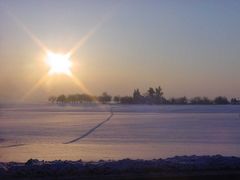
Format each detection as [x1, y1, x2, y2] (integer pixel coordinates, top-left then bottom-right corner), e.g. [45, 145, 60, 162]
[0, 104, 240, 162]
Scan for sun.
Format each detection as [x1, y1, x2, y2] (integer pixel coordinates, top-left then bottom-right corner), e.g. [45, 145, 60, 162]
[46, 51, 72, 76]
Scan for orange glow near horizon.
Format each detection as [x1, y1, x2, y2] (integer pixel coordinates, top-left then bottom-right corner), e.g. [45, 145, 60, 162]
[9, 9, 110, 101]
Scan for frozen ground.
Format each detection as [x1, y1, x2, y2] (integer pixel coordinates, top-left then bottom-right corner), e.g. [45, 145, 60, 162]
[0, 104, 240, 162]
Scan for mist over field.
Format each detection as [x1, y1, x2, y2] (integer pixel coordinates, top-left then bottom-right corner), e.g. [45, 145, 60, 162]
[1, 1, 240, 179]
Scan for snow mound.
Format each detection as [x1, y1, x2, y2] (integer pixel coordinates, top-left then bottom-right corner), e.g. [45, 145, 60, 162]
[1, 155, 240, 178]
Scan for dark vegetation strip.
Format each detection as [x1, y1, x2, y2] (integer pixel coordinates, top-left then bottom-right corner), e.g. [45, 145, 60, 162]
[1, 155, 240, 180]
[48, 86, 240, 105]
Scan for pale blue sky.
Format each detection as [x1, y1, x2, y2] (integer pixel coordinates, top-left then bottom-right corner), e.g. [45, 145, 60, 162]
[0, 0, 240, 101]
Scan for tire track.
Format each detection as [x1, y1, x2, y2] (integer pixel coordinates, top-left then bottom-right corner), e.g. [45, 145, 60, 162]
[0, 143, 26, 148]
[63, 107, 114, 144]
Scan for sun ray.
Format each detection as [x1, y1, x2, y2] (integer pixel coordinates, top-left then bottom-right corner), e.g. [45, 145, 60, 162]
[67, 3, 119, 57]
[68, 75, 113, 111]
[68, 74, 93, 96]
[21, 73, 49, 101]
[5, 3, 120, 101]
[67, 22, 102, 57]
[7, 11, 48, 53]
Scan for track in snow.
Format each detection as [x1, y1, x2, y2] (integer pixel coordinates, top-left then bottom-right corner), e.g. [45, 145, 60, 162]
[63, 107, 114, 144]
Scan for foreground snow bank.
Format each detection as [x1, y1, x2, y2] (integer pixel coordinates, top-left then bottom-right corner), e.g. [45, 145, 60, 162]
[1, 155, 240, 179]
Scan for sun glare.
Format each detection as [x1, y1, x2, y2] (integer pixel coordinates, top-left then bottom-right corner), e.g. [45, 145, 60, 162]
[46, 52, 72, 76]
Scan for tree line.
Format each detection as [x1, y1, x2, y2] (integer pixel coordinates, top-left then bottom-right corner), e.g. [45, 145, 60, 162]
[48, 92, 111, 104]
[48, 86, 240, 105]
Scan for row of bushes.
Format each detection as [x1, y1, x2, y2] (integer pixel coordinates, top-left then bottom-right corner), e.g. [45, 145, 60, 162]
[117, 95, 237, 105]
[48, 86, 239, 105]
[48, 92, 111, 104]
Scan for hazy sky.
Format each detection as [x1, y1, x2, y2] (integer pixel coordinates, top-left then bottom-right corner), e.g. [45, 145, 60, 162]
[0, 0, 240, 102]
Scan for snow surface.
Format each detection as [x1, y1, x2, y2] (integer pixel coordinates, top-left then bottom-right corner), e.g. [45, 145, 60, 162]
[0, 104, 240, 162]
